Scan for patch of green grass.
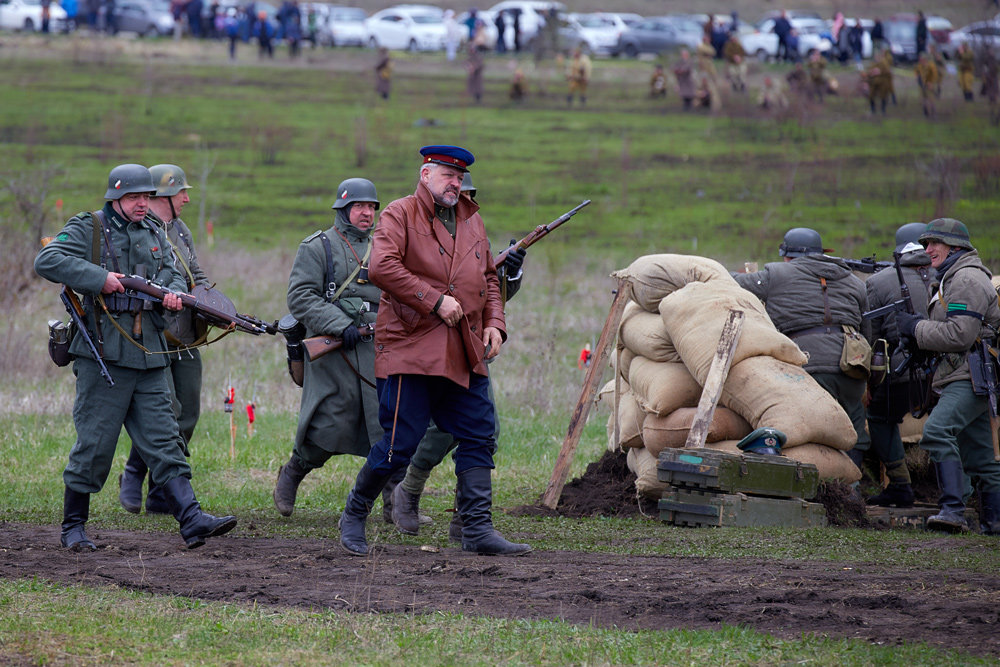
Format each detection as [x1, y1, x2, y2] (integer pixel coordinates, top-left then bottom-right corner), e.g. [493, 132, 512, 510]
[0, 578, 987, 666]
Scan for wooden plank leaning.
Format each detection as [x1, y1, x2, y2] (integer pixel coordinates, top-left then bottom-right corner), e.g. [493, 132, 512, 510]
[683, 309, 745, 449]
[541, 278, 632, 510]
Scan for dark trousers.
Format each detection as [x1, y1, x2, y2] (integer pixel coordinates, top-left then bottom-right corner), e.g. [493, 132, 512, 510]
[366, 374, 496, 476]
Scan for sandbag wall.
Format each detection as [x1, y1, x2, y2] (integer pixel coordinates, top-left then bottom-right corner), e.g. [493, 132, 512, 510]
[605, 254, 862, 500]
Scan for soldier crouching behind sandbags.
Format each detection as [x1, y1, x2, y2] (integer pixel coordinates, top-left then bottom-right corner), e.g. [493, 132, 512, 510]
[733, 228, 871, 473]
[895, 219, 1000, 534]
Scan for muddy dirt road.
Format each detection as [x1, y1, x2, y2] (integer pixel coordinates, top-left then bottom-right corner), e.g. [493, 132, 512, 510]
[2, 522, 998, 657]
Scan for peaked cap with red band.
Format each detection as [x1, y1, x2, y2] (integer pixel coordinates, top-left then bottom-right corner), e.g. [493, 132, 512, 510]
[419, 145, 475, 172]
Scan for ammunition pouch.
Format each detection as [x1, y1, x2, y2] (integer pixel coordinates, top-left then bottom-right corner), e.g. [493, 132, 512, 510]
[839, 325, 872, 380]
[867, 338, 888, 391]
[334, 297, 378, 323]
[968, 341, 998, 398]
[278, 314, 306, 387]
[103, 292, 145, 314]
[47, 319, 74, 367]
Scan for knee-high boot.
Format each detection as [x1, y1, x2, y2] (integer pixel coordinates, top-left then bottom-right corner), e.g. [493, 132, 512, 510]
[273, 454, 309, 517]
[339, 463, 393, 556]
[980, 491, 1000, 536]
[118, 446, 147, 514]
[457, 467, 531, 556]
[61, 486, 97, 552]
[381, 466, 406, 523]
[163, 476, 238, 549]
[927, 460, 969, 532]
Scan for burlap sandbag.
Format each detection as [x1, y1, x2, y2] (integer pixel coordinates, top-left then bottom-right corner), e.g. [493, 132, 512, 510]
[900, 413, 927, 445]
[620, 301, 680, 363]
[627, 446, 669, 499]
[659, 281, 808, 385]
[599, 381, 644, 451]
[615, 346, 636, 382]
[642, 407, 753, 457]
[628, 357, 703, 416]
[721, 356, 857, 450]
[612, 254, 733, 312]
[706, 440, 861, 483]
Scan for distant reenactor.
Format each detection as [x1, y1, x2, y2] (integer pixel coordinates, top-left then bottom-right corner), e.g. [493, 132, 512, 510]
[895, 219, 1000, 534]
[863, 53, 892, 115]
[756, 75, 788, 111]
[118, 164, 210, 516]
[650, 64, 667, 99]
[863, 223, 933, 507]
[510, 64, 527, 101]
[566, 48, 592, 106]
[915, 52, 940, 117]
[807, 50, 828, 103]
[375, 47, 392, 100]
[734, 228, 871, 472]
[467, 41, 485, 104]
[722, 33, 747, 93]
[957, 42, 976, 102]
[273, 178, 383, 518]
[785, 62, 809, 98]
[34, 164, 237, 551]
[673, 49, 696, 110]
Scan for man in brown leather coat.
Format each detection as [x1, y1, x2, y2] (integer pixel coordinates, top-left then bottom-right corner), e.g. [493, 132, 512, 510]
[337, 145, 531, 558]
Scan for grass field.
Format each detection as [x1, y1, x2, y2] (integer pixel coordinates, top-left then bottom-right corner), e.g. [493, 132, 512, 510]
[2, 30, 1000, 665]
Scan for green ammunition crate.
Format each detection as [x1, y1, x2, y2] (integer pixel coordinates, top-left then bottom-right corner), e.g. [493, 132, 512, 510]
[657, 448, 819, 500]
[658, 488, 828, 528]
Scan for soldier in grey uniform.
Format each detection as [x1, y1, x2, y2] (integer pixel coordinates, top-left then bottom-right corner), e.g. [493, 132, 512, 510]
[734, 228, 871, 468]
[272, 178, 384, 517]
[390, 172, 525, 540]
[863, 223, 933, 507]
[34, 164, 237, 551]
[896, 219, 1000, 534]
[118, 164, 209, 515]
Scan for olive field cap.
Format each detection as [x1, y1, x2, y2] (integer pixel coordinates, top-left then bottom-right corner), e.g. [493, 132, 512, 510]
[419, 144, 475, 172]
[149, 164, 193, 198]
[778, 227, 829, 258]
[105, 164, 155, 200]
[918, 218, 973, 250]
[332, 178, 379, 210]
[737, 427, 787, 456]
[894, 222, 927, 251]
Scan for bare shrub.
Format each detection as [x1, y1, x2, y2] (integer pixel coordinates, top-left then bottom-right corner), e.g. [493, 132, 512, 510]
[916, 153, 963, 219]
[249, 121, 294, 167]
[971, 154, 1000, 198]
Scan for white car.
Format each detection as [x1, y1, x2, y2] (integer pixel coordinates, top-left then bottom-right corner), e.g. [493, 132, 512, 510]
[365, 4, 446, 51]
[486, 0, 566, 51]
[566, 12, 626, 55]
[0, 0, 67, 32]
[944, 21, 1000, 59]
[740, 17, 832, 62]
[317, 5, 367, 47]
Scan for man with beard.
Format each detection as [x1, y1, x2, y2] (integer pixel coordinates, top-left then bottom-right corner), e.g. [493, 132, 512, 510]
[337, 145, 531, 557]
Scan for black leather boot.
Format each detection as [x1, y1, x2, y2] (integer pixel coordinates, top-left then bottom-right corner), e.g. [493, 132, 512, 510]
[457, 467, 531, 556]
[867, 483, 915, 508]
[339, 463, 393, 556]
[145, 473, 172, 514]
[273, 455, 309, 517]
[846, 448, 866, 474]
[980, 491, 1000, 536]
[163, 476, 238, 549]
[118, 446, 147, 514]
[927, 460, 969, 532]
[381, 467, 406, 523]
[61, 487, 97, 552]
[391, 482, 422, 536]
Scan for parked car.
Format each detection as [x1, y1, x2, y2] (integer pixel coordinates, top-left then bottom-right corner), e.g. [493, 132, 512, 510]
[565, 12, 622, 55]
[111, 0, 174, 36]
[883, 13, 953, 63]
[0, 0, 67, 32]
[612, 15, 702, 58]
[739, 16, 832, 61]
[365, 4, 445, 51]
[316, 5, 366, 47]
[486, 0, 566, 51]
[944, 21, 1000, 59]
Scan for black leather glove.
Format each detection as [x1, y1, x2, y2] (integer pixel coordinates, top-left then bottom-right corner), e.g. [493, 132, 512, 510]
[896, 311, 924, 341]
[340, 325, 362, 351]
[504, 239, 526, 277]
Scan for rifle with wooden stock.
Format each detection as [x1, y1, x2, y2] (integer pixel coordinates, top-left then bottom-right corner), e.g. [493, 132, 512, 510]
[117, 275, 278, 336]
[301, 323, 376, 362]
[493, 199, 591, 266]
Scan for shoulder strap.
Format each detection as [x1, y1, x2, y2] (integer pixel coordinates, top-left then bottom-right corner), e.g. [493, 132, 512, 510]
[819, 277, 832, 325]
[93, 210, 121, 273]
[319, 232, 338, 301]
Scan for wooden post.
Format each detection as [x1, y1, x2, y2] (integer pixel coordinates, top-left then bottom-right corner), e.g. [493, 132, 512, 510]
[541, 279, 632, 509]
[684, 310, 745, 449]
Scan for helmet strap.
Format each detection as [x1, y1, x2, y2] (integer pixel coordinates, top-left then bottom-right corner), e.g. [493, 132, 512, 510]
[168, 197, 178, 221]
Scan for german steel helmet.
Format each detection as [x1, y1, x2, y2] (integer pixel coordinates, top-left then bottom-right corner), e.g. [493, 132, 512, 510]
[104, 164, 155, 200]
[895, 222, 927, 250]
[332, 178, 380, 210]
[460, 172, 477, 197]
[918, 218, 973, 250]
[149, 164, 193, 197]
[778, 227, 824, 258]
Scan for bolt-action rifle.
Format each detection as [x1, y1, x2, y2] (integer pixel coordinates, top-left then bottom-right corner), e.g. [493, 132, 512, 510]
[834, 253, 893, 274]
[117, 275, 278, 336]
[493, 199, 591, 266]
[861, 250, 938, 416]
[974, 335, 1000, 462]
[300, 323, 376, 362]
